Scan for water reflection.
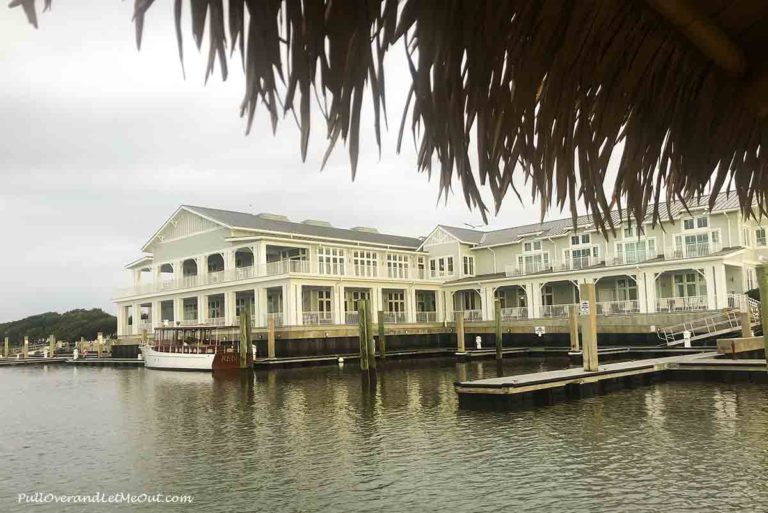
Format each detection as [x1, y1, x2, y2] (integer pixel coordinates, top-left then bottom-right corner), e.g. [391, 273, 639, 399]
[1, 360, 767, 513]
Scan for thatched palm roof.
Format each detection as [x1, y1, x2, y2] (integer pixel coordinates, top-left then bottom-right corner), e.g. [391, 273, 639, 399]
[10, 0, 768, 230]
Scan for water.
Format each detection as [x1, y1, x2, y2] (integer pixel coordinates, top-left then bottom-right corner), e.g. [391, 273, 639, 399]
[1, 358, 767, 512]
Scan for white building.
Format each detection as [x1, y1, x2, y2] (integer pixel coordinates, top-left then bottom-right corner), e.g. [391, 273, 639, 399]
[115, 194, 768, 336]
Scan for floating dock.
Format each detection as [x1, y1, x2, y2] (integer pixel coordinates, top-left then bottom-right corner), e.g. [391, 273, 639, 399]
[455, 352, 767, 409]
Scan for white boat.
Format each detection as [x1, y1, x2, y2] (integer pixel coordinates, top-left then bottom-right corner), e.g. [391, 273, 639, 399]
[141, 327, 252, 371]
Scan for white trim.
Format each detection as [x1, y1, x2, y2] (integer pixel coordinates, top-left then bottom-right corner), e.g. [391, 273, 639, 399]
[141, 206, 231, 252]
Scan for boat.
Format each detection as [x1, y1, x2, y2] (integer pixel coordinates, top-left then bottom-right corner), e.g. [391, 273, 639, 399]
[140, 326, 253, 371]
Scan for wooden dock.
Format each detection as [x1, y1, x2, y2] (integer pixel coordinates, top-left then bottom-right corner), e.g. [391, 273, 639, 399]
[454, 351, 768, 409]
[65, 358, 144, 367]
[0, 357, 67, 367]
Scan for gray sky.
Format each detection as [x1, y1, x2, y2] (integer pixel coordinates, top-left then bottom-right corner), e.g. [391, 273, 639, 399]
[0, 1, 576, 322]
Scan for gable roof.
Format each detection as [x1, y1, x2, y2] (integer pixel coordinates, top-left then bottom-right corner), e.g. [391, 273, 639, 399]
[436, 225, 485, 244]
[182, 205, 424, 249]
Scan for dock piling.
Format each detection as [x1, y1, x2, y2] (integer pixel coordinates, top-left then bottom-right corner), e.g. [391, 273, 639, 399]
[579, 282, 599, 372]
[455, 312, 465, 353]
[494, 299, 503, 360]
[4, 337, 8, 358]
[48, 334, 56, 358]
[357, 300, 369, 371]
[239, 311, 252, 368]
[365, 301, 376, 371]
[23, 336, 29, 359]
[267, 318, 276, 359]
[97, 332, 103, 359]
[568, 305, 580, 352]
[758, 265, 768, 370]
[377, 310, 387, 360]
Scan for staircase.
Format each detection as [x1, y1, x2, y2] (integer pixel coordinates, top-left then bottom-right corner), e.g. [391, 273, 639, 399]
[657, 297, 762, 346]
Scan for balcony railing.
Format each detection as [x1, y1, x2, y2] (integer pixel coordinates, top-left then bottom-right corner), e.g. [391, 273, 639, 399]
[452, 310, 483, 321]
[117, 259, 443, 298]
[415, 311, 438, 323]
[263, 312, 284, 327]
[344, 311, 360, 325]
[500, 307, 528, 320]
[667, 242, 722, 260]
[538, 304, 572, 318]
[505, 260, 553, 277]
[596, 300, 640, 315]
[382, 312, 408, 324]
[179, 319, 199, 326]
[302, 311, 334, 325]
[656, 296, 709, 312]
[610, 249, 658, 266]
[205, 317, 226, 326]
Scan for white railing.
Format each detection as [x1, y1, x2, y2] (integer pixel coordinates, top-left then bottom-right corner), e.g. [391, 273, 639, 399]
[596, 300, 640, 315]
[302, 311, 334, 325]
[556, 256, 598, 271]
[415, 311, 438, 323]
[345, 311, 360, 325]
[655, 296, 710, 312]
[138, 321, 153, 332]
[382, 312, 408, 324]
[452, 310, 482, 321]
[667, 242, 722, 260]
[117, 258, 444, 298]
[263, 312, 284, 327]
[538, 304, 572, 318]
[500, 307, 528, 320]
[205, 317, 226, 326]
[179, 319, 199, 326]
[610, 249, 658, 265]
[505, 260, 552, 277]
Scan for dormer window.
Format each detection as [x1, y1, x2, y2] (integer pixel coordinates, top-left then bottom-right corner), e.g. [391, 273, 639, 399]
[571, 234, 590, 245]
[683, 216, 708, 231]
[523, 241, 542, 252]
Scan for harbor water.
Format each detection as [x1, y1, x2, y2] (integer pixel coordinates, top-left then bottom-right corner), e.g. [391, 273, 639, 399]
[1, 358, 767, 512]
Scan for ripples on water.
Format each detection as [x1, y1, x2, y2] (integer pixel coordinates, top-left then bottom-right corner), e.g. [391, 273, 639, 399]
[1, 358, 767, 512]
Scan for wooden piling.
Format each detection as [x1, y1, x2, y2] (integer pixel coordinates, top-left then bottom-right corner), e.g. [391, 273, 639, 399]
[758, 265, 768, 369]
[23, 336, 29, 359]
[568, 304, 580, 352]
[239, 311, 252, 368]
[79, 336, 85, 356]
[365, 301, 376, 371]
[97, 332, 103, 359]
[494, 299, 503, 360]
[267, 317, 276, 359]
[455, 312, 466, 353]
[48, 334, 56, 358]
[377, 310, 387, 360]
[579, 282, 599, 372]
[740, 309, 752, 339]
[4, 337, 9, 358]
[357, 300, 369, 371]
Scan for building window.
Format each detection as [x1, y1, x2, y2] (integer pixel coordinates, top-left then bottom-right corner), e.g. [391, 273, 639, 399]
[317, 289, 332, 313]
[523, 241, 542, 252]
[571, 234, 590, 245]
[517, 252, 550, 273]
[318, 247, 345, 275]
[235, 297, 252, 317]
[463, 256, 475, 276]
[541, 286, 554, 306]
[615, 278, 638, 301]
[756, 228, 766, 247]
[429, 256, 454, 277]
[429, 259, 436, 277]
[352, 250, 377, 277]
[459, 291, 477, 311]
[697, 217, 708, 228]
[683, 216, 708, 231]
[385, 291, 405, 312]
[674, 272, 706, 298]
[416, 256, 426, 278]
[345, 290, 370, 312]
[387, 254, 409, 278]
[208, 298, 222, 318]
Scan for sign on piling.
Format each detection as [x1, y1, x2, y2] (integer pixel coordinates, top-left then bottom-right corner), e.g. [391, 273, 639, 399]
[579, 283, 599, 372]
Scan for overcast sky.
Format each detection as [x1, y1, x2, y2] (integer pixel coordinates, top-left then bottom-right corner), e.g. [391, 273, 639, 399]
[1, 1, 580, 322]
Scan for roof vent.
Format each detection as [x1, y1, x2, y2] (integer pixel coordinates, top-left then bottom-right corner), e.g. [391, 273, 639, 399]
[351, 226, 379, 233]
[301, 219, 333, 227]
[256, 213, 290, 222]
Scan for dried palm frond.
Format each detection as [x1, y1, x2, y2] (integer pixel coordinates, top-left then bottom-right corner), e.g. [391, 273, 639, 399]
[10, 0, 768, 229]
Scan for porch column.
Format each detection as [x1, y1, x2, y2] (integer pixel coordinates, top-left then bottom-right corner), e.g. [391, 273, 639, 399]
[635, 272, 648, 313]
[132, 303, 141, 335]
[173, 297, 183, 325]
[527, 281, 540, 319]
[225, 250, 236, 271]
[444, 291, 455, 321]
[371, 286, 382, 315]
[256, 242, 268, 276]
[407, 286, 417, 323]
[645, 273, 658, 313]
[256, 287, 268, 326]
[435, 290, 445, 322]
[703, 267, 717, 310]
[713, 264, 728, 309]
[117, 305, 127, 336]
[484, 287, 496, 321]
[198, 294, 208, 324]
[198, 255, 208, 284]
[151, 301, 161, 330]
[334, 284, 345, 324]
[173, 260, 183, 285]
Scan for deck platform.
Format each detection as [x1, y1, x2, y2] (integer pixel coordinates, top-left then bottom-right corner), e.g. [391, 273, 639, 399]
[65, 358, 144, 367]
[0, 357, 67, 367]
[454, 352, 767, 409]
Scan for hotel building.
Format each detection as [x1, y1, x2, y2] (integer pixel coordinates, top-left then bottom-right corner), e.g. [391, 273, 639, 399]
[115, 194, 768, 337]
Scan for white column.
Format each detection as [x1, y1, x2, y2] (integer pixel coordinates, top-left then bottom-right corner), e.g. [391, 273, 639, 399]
[371, 286, 382, 315]
[645, 273, 658, 313]
[198, 255, 208, 284]
[294, 283, 304, 325]
[334, 284, 344, 324]
[117, 305, 127, 336]
[226, 250, 236, 271]
[132, 303, 141, 335]
[174, 260, 183, 285]
[702, 267, 717, 310]
[444, 290, 455, 319]
[527, 282, 539, 319]
[173, 297, 183, 325]
[482, 287, 495, 320]
[436, 290, 445, 322]
[151, 301, 161, 330]
[635, 272, 648, 313]
[713, 264, 728, 309]
[407, 286, 417, 323]
[198, 294, 208, 324]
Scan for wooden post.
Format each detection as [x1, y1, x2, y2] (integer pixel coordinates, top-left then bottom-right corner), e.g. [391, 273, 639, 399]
[740, 308, 752, 339]
[4, 337, 8, 358]
[238, 311, 250, 368]
[579, 282, 599, 372]
[80, 336, 85, 356]
[357, 300, 369, 371]
[48, 334, 56, 358]
[267, 317, 276, 359]
[568, 304, 580, 352]
[377, 310, 387, 360]
[23, 336, 29, 358]
[757, 265, 768, 369]
[365, 301, 376, 370]
[97, 332, 103, 359]
[455, 311, 465, 353]
[494, 299, 503, 360]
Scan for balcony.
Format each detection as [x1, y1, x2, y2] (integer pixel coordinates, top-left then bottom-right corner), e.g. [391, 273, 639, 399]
[415, 311, 438, 323]
[302, 311, 334, 325]
[538, 304, 573, 318]
[500, 306, 528, 320]
[610, 249, 658, 266]
[656, 296, 709, 312]
[596, 300, 640, 315]
[667, 242, 722, 260]
[382, 312, 408, 324]
[453, 310, 483, 321]
[117, 258, 442, 298]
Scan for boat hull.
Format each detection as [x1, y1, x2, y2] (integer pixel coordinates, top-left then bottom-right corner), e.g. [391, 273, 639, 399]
[140, 346, 252, 371]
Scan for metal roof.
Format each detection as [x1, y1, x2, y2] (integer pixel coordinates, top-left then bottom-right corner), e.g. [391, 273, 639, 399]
[183, 205, 424, 249]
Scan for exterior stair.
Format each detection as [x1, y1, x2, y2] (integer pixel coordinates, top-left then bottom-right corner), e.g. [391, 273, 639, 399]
[657, 297, 762, 346]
